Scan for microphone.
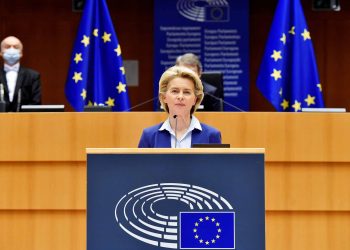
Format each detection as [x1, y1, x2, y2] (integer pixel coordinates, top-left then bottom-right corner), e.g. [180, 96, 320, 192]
[16, 88, 22, 112]
[204, 91, 246, 112]
[173, 115, 178, 148]
[0, 83, 6, 112]
[126, 96, 158, 111]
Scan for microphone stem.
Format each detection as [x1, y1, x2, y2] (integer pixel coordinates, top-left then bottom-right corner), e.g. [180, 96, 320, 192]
[173, 115, 178, 148]
[17, 89, 22, 112]
[0, 83, 5, 112]
[0, 83, 4, 102]
[204, 91, 245, 112]
[126, 96, 158, 111]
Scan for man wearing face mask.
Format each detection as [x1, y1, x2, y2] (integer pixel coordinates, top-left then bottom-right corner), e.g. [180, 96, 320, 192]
[0, 36, 41, 112]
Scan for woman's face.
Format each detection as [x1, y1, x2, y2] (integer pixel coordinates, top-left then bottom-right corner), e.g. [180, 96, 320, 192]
[163, 77, 197, 117]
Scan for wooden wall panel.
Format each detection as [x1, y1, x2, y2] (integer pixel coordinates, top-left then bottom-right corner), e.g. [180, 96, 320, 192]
[0, 112, 349, 249]
[266, 162, 350, 211]
[0, 211, 85, 250]
[0, 162, 85, 210]
[0, 112, 350, 162]
[266, 211, 350, 250]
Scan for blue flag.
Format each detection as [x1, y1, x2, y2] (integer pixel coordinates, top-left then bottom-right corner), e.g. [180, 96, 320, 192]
[180, 212, 235, 249]
[65, 0, 130, 111]
[256, 0, 324, 112]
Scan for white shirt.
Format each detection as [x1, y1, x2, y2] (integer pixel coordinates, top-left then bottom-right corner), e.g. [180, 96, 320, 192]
[159, 116, 202, 148]
[4, 63, 20, 102]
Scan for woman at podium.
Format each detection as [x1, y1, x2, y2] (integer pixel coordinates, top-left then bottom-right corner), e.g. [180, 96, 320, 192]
[138, 66, 221, 148]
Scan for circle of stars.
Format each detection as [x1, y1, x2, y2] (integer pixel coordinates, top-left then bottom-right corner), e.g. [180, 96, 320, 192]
[193, 216, 222, 246]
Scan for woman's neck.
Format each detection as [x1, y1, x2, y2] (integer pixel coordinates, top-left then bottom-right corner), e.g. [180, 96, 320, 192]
[170, 115, 191, 138]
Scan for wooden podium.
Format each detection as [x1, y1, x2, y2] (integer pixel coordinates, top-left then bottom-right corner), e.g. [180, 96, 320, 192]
[86, 148, 265, 250]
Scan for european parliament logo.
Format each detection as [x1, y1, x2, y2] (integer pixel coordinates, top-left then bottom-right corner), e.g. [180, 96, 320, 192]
[177, 0, 230, 22]
[114, 183, 235, 249]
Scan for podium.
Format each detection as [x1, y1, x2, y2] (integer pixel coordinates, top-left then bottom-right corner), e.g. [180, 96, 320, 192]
[87, 148, 265, 250]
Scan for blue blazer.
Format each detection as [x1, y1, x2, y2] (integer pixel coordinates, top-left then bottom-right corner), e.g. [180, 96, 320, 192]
[138, 122, 222, 148]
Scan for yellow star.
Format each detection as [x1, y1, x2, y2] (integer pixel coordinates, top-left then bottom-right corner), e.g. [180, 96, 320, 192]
[301, 29, 311, 41]
[105, 97, 115, 107]
[80, 89, 87, 100]
[114, 44, 122, 56]
[211, 239, 216, 243]
[199, 239, 203, 243]
[271, 69, 282, 81]
[93, 29, 99, 37]
[205, 241, 209, 245]
[72, 72, 83, 83]
[304, 94, 315, 106]
[271, 50, 282, 62]
[317, 83, 322, 92]
[194, 235, 199, 239]
[279, 88, 283, 96]
[116, 82, 126, 93]
[195, 222, 199, 226]
[74, 53, 83, 64]
[120, 66, 125, 75]
[81, 35, 90, 47]
[280, 33, 286, 44]
[289, 26, 295, 35]
[102, 32, 111, 43]
[292, 100, 302, 112]
[205, 216, 209, 220]
[281, 99, 289, 110]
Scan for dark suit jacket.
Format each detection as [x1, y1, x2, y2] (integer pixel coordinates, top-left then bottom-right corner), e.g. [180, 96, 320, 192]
[0, 66, 41, 112]
[138, 122, 222, 148]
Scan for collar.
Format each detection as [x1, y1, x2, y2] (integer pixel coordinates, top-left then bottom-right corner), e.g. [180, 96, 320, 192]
[159, 115, 202, 135]
[4, 63, 20, 73]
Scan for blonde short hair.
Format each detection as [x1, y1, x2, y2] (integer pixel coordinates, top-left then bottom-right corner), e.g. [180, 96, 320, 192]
[159, 66, 204, 114]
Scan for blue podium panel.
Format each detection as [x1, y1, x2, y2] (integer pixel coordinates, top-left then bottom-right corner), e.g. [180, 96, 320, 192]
[87, 150, 265, 250]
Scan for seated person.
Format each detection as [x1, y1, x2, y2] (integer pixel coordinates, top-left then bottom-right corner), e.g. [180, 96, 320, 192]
[138, 66, 222, 148]
[176, 53, 223, 111]
[0, 36, 41, 112]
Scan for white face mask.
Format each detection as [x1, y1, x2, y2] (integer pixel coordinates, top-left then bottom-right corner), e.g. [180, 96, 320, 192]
[3, 48, 21, 65]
